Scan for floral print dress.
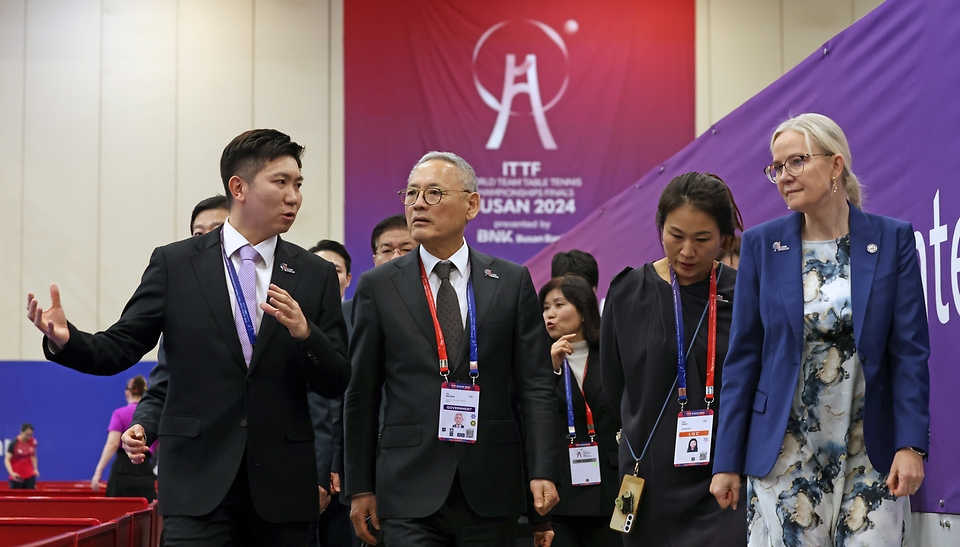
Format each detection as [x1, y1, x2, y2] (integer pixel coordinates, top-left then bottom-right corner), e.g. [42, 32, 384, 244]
[746, 235, 908, 547]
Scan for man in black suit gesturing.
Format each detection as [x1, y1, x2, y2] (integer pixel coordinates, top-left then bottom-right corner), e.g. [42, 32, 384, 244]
[27, 129, 351, 546]
[344, 151, 559, 546]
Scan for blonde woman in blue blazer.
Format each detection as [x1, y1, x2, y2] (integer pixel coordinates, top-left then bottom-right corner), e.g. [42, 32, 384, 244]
[710, 113, 930, 547]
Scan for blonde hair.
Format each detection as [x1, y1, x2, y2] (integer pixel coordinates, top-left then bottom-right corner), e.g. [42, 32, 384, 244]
[771, 113, 863, 209]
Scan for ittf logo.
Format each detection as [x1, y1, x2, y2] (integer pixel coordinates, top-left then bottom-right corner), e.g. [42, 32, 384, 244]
[472, 20, 574, 150]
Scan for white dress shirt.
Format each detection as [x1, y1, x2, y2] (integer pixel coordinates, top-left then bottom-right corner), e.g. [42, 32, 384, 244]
[221, 218, 277, 333]
[419, 241, 470, 329]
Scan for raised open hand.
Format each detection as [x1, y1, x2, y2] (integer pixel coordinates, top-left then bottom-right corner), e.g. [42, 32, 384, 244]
[27, 284, 70, 349]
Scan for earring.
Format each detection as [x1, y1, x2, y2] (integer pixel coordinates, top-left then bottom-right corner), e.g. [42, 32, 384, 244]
[831, 177, 838, 194]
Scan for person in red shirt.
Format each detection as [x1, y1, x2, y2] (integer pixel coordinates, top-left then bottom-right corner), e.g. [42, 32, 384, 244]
[5, 423, 39, 489]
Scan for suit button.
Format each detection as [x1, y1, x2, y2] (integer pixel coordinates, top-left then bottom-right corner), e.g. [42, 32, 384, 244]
[240, 419, 247, 427]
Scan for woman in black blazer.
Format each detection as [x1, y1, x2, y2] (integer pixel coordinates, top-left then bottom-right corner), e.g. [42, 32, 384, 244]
[601, 173, 746, 546]
[539, 275, 620, 547]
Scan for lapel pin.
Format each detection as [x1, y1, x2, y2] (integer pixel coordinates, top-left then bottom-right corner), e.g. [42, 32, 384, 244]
[280, 263, 296, 274]
[773, 241, 790, 252]
[484, 268, 499, 279]
[867, 243, 878, 254]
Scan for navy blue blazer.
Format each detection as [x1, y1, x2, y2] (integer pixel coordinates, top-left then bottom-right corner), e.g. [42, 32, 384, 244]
[714, 205, 930, 478]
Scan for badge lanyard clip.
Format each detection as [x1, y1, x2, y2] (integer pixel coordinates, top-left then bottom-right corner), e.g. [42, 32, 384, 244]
[420, 259, 479, 383]
[669, 264, 720, 412]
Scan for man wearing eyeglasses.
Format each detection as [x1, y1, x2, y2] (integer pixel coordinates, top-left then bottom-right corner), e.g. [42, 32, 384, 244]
[371, 214, 417, 268]
[344, 151, 559, 546]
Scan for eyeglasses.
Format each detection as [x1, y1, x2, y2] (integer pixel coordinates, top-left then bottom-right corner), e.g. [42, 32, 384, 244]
[376, 247, 414, 258]
[764, 153, 834, 183]
[399, 187, 472, 206]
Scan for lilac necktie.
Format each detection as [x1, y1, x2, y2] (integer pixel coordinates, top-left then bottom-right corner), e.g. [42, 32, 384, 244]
[234, 244, 260, 366]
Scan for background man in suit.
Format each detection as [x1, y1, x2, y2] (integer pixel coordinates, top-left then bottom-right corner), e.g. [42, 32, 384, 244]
[190, 195, 229, 237]
[344, 151, 559, 546]
[320, 218, 415, 547]
[308, 238, 356, 547]
[26, 129, 351, 546]
[370, 214, 417, 268]
[311, 239, 353, 301]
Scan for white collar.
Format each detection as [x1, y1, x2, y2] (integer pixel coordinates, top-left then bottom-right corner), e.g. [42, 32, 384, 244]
[222, 217, 278, 262]
[419, 239, 469, 277]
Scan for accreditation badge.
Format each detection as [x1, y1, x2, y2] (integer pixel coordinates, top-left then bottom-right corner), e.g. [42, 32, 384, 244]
[568, 442, 601, 486]
[673, 409, 713, 467]
[438, 382, 479, 443]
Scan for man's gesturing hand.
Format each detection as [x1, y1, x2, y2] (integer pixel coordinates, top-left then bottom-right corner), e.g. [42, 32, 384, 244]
[27, 284, 70, 349]
[261, 284, 310, 341]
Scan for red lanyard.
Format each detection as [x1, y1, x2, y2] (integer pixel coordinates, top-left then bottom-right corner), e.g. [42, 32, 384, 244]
[420, 260, 450, 378]
[582, 359, 596, 439]
[705, 268, 718, 408]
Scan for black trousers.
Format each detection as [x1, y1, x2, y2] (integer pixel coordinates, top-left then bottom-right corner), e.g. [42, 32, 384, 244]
[163, 454, 310, 547]
[380, 474, 516, 547]
[107, 451, 157, 502]
[8, 477, 36, 489]
[307, 493, 358, 547]
[549, 515, 621, 547]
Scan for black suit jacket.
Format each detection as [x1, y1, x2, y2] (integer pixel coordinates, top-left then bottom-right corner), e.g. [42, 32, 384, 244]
[343, 246, 558, 519]
[550, 344, 619, 517]
[308, 298, 357, 484]
[44, 227, 350, 522]
[342, 298, 355, 339]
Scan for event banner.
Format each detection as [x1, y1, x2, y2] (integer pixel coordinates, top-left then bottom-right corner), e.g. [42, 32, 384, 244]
[344, 0, 694, 278]
[525, 0, 960, 513]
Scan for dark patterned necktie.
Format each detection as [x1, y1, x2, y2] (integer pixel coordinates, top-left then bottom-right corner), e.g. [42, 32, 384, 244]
[434, 261, 463, 362]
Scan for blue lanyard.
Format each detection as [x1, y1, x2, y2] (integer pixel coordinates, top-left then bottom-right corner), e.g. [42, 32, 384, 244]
[466, 277, 479, 380]
[563, 358, 577, 441]
[222, 233, 257, 348]
[563, 357, 595, 444]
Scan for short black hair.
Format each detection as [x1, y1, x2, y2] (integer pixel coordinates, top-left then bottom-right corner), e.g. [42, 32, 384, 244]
[21, 423, 33, 432]
[189, 195, 228, 233]
[538, 275, 601, 344]
[220, 129, 304, 206]
[551, 250, 599, 290]
[370, 214, 409, 253]
[309, 239, 352, 274]
[656, 172, 743, 244]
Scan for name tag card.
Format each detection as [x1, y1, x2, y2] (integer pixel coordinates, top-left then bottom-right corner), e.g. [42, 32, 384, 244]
[569, 442, 601, 486]
[438, 382, 480, 443]
[674, 409, 713, 467]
